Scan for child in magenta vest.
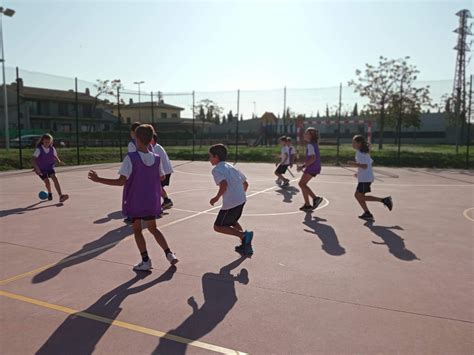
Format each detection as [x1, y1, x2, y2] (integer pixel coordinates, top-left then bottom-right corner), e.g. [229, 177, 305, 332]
[88, 124, 178, 271]
[297, 127, 324, 211]
[32, 133, 69, 203]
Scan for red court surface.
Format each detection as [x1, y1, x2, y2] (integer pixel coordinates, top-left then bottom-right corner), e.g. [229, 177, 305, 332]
[1, 161, 473, 354]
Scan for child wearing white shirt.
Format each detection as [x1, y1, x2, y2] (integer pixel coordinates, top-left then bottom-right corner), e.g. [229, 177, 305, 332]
[347, 135, 393, 221]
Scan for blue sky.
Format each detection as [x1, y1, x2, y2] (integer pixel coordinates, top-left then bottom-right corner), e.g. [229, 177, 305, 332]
[2, 0, 471, 116]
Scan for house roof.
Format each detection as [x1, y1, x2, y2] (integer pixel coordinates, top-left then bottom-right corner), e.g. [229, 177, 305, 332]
[124, 101, 184, 111]
[10, 84, 98, 103]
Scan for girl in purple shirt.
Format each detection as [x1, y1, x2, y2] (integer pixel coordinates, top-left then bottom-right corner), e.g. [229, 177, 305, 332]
[297, 127, 324, 211]
[32, 134, 69, 203]
[88, 124, 178, 271]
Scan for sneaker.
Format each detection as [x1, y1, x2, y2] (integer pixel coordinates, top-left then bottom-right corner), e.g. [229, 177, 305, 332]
[313, 196, 324, 209]
[282, 180, 290, 187]
[243, 243, 254, 256]
[299, 204, 313, 211]
[133, 259, 152, 271]
[123, 217, 133, 224]
[235, 243, 245, 254]
[358, 211, 374, 221]
[48, 193, 53, 201]
[166, 252, 179, 265]
[162, 199, 174, 209]
[275, 178, 282, 185]
[243, 230, 254, 245]
[382, 196, 393, 211]
[59, 194, 69, 203]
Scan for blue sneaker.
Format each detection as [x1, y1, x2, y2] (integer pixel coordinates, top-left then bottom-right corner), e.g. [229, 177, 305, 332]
[243, 230, 253, 245]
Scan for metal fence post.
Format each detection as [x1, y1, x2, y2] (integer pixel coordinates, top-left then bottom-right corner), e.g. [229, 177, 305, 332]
[117, 87, 123, 162]
[235, 89, 240, 163]
[16, 67, 22, 169]
[466, 75, 472, 169]
[192, 90, 195, 161]
[151, 91, 155, 130]
[336, 83, 342, 164]
[397, 79, 404, 166]
[75, 77, 80, 165]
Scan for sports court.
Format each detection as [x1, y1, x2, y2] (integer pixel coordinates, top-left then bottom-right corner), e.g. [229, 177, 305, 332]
[0, 161, 473, 354]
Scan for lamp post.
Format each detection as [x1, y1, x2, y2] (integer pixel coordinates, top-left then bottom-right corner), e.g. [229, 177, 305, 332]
[0, 7, 15, 150]
[133, 81, 144, 121]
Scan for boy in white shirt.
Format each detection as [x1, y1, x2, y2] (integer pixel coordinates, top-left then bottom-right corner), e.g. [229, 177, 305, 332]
[209, 144, 254, 256]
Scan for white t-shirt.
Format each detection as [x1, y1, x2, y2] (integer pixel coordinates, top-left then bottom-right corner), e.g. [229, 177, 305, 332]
[127, 141, 137, 153]
[280, 146, 290, 165]
[355, 150, 374, 183]
[306, 144, 316, 156]
[33, 146, 58, 158]
[152, 143, 173, 175]
[212, 161, 247, 210]
[118, 151, 164, 179]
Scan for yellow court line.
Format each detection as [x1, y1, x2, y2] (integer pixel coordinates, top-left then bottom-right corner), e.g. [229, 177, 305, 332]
[0, 180, 296, 286]
[0, 290, 246, 354]
[462, 207, 474, 222]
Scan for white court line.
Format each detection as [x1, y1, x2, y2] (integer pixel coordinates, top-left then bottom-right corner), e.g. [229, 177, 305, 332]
[172, 197, 330, 217]
[462, 207, 474, 222]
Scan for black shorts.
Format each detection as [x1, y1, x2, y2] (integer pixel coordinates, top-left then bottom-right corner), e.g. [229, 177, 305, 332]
[39, 169, 56, 180]
[275, 164, 289, 174]
[214, 203, 245, 227]
[161, 174, 171, 187]
[356, 182, 372, 194]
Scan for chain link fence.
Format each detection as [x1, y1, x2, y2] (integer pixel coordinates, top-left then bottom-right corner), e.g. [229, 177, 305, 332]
[0, 67, 472, 170]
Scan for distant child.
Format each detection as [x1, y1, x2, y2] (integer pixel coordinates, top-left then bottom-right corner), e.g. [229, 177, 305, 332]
[127, 122, 142, 153]
[297, 127, 323, 211]
[275, 136, 290, 186]
[287, 137, 297, 168]
[128, 122, 153, 153]
[88, 124, 178, 271]
[32, 134, 69, 203]
[347, 135, 392, 221]
[152, 133, 174, 209]
[208, 144, 254, 256]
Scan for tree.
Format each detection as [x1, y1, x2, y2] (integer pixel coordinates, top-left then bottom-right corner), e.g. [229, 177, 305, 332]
[325, 104, 329, 118]
[227, 110, 234, 123]
[316, 110, 320, 119]
[352, 103, 358, 117]
[349, 56, 431, 149]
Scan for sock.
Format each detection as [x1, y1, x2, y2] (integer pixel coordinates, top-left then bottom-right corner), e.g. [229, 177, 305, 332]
[141, 251, 149, 262]
[164, 248, 171, 256]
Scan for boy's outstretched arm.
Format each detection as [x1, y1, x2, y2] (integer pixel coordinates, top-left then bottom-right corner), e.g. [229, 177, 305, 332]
[88, 170, 127, 186]
[243, 180, 248, 192]
[210, 180, 227, 205]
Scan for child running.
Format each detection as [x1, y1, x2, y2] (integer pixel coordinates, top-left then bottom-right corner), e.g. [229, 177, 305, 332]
[297, 127, 324, 211]
[274, 136, 290, 186]
[208, 144, 254, 256]
[88, 124, 178, 270]
[152, 133, 174, 209]
[347, 135, 393, 221]
[287, 137, 297, 168]
[32, 133, 69, 203]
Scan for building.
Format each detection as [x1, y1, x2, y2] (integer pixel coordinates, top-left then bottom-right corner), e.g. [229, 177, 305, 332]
[111, 99, 184, 124]
[0, 79, 118, 137]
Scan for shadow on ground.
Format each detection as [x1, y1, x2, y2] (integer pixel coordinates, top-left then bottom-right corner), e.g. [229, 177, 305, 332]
[364, 222, 419, 261]
[153, 256, 249, 355]
[36, 267, 176, 355]
[0, 201, 63, 218]
[32, 224, 133, 284]
[302, 214, 346, 256]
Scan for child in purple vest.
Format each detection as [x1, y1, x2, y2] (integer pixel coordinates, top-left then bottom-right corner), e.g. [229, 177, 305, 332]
[88, 124, 178, 271]
[297, 127, 324, 211]
[32, 133, 69, 203]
